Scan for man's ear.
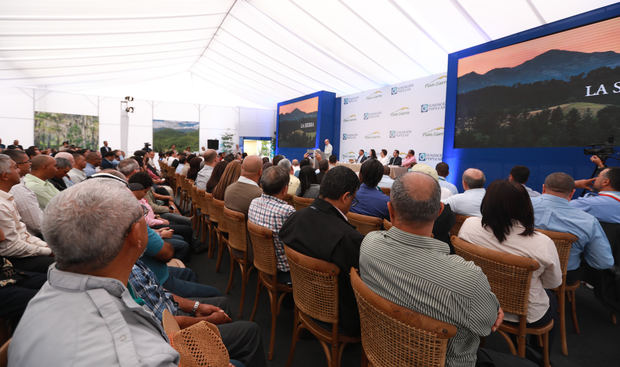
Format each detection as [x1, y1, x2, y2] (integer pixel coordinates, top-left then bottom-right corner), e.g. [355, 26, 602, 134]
[542, 184, 547, 194]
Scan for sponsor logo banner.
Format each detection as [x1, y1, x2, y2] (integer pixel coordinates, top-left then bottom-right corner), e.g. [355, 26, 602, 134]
[343, 96, 359, 105]
[365, 90, 383, 100]
[421, 102, 445, 113]
[418, 152, 443, 161]
[390, 107, 411, 117]
[389, 130, 412, 138]
[343, 114, 357, 122]
[422, 126, 444, 136]
[390, 83, 414, 95]
[342, 133, 358, 141]
[363, 111, 382, 120]
[364, 131, 381, 139]
[424, 75, 447, 88]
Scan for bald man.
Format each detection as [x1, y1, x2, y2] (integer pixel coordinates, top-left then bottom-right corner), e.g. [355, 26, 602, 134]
[224, 155, 263, 217]
[23, 155, 59, 209]
[84, 151, 101, 177]
[195, 149, 217, 190]
[442, 168, 486, 217]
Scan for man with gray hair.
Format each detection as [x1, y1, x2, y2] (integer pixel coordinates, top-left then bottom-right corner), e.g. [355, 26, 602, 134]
[442, 168, 486, 217]
[195, 149, 217, 190]
[360, 172, 524, 367]
[9, 179, 180, 366]
[49, 157, 73, 191]
[67, 152, 87, 184]
[0, 154, 52, 273]
[277, 158, 300, 196]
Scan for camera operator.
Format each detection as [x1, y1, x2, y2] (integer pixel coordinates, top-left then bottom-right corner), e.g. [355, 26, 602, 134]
[571, 163, 620, 224]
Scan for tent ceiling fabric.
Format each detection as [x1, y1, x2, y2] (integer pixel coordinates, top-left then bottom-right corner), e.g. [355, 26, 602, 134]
[0, 0, 616, 108]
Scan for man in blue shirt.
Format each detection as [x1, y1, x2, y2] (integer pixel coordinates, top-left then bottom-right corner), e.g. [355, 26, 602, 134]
[350, 158, 389, 220]
[569, 167, 620, 224]
[532, 172, 613, 282]
[83, 151, 101, 177]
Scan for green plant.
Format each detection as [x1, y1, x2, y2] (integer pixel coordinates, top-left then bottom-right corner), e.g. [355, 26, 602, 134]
[220, 130, 234, 153]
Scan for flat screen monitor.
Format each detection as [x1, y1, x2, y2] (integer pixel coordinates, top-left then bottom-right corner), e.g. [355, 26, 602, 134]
[277, 96, 318, 148]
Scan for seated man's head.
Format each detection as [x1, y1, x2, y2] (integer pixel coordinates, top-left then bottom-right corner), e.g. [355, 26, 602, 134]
[328, 154, 338, 165]
[42, 179, 147, 274]
[103, 151, 115, 161]
[272, 154, 284, 166]
[277, 158, 293, 174]
[2, 149, 30, 177]
[86, 152, 102, 167]
[118, 158, 140, 179]
[543, 172, 575, 199]
[318, 159, 329, 173]
[319, 166, 360, 214]
[435, 162, 449, 178]
[359, 159, 383, 189]
[31, 155, 58, 180]
[509, 165, 530, 184]
[393, 149, 399, 157]
[594, 167, 620, 192]
[462, 168, 485, 190]
[260, 166, 290, 198]
[389, 172, 442, 234]
[54, 152, 75, 166]
[128, 171, 154, 200]
[54, 157, 72, 179]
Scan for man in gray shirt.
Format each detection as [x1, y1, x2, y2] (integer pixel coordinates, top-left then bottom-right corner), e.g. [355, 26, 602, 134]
[195, 149, 217, 190]
[360, 172, 533, 367]
[9, 179, 179, 366]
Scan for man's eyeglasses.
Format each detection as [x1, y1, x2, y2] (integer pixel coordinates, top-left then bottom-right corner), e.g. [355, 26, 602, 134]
[16, 160, 31, 165]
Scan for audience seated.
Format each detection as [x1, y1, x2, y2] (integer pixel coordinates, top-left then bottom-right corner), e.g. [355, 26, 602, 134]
[225, 156, 263, 217]
[316, 159, 329, 183]
[186, 156, 203, 181]
[48, 157, 72, 191]
[83, 151, 100, 177]
[5, 149, 43, 236]
[291, 159, 300, 175]
[377, 165, 394, 189]
[53, 151, 76, 188]
[401, 149, 417, 168]
[295, 166, 320, 199]
[277, 158, 300, 196]
[388, 149, 401, 166]
[213, 160, 241, 201]
[0, 154, 53, 273]
[378, 148, 390, 166]
[67, 152, 87, 183]
[350, 159, 389, 220]
[436, 162, 458, 196]
[328, 154, 338, 170]
[459, 179, 561, 356]
[248, 166, 295, 283]
[354, 149, 367, 164]
[23, 155, 59, 209]
[280, 166, 363, 336]
[8, 179, 180, 366]
[359, 172, 526, 367]
[532, 172, 613, 283]
[442, 168, 486, 217]
[509, 165, 540, 197]
[272, 154, 284, 167]
[101, 150, 116, 170]
[206, 160, 228, 193]
[195, 149, 217, 190]
[569, 167, 620, 224]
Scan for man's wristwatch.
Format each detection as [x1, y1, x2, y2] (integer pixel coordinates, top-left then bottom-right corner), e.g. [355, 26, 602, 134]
[191, 301, 200, 315]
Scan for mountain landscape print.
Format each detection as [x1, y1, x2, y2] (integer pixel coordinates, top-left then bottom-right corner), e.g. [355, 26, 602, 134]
[153, 119, 199, 152]
[277, 96, 318, 148]
[455, 17, 620, 148]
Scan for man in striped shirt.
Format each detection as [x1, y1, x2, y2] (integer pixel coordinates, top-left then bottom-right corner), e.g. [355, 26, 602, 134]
[360, 172, 509, 367]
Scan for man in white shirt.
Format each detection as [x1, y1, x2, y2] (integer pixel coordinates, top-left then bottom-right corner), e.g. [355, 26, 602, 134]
[377, 165, 394, 189]
[4, 149, 43, 236]
[194, 149, 217, 190]
[378, 149, 390, 166]
[67, 153, 87, 184]
[0, 154, 53, 273]
[292, 159, 300, 175]
[436, 162, 458, 196]
[509, 165, 540, 197]
[442, 168, 486, 217]
[323, 139, 333, 159]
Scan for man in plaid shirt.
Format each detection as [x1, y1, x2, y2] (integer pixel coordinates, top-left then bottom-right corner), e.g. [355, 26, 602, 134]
[248, 166, 295, 282]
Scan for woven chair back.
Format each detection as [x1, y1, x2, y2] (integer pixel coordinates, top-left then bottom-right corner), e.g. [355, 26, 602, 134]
[292, 196, 314, 211]
[284, 245, 340, 324]
[451, 236, 538, 317]
[535, 229, 577, 276]
[449, 214, 470, 237]
[222, 207, 247, 252]
[346, 212, 383, 235]
[351, 269, 456, 367]
[204, 193, 216, 223]
[247, 221, 278, 276]
[282, 194, 294, 207]
[211, 199, 226, 232]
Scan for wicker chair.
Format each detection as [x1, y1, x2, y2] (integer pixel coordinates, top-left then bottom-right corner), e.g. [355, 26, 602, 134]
[350, 268, 456, 367]
[162, 310, 230, 367]
[449, 214, 469, 237]
[292, 196, 314, 211]
[247, 221, 293, 360]
[282, 194, 294, 207]
[451, 236, 553, 367]
[0, 338, 9, 367]
[210, 198, 228, 272]
[535, 228, 578, 356]
[222, 207, 254, 318]
[346, 212, 383, 235]
[283, 245, 360, 367]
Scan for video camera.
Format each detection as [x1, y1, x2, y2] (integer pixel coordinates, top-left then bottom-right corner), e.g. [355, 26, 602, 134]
[584, 136, 616, 163]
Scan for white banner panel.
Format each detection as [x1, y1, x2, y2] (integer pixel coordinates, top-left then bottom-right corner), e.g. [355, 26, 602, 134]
[340, 73, 447, 168]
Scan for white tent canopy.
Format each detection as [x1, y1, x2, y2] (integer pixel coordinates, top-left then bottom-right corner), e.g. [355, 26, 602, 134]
[0, 0, 615, 108]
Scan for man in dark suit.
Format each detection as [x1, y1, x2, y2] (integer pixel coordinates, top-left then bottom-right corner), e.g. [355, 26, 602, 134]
[8, 140, 23, 150]
[224, 155, 263, 217]
[279, 166, 363, 336]
[388, 149, 402, 166]
[100, 141, 111, 156]
[355, 149, 367, 164]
